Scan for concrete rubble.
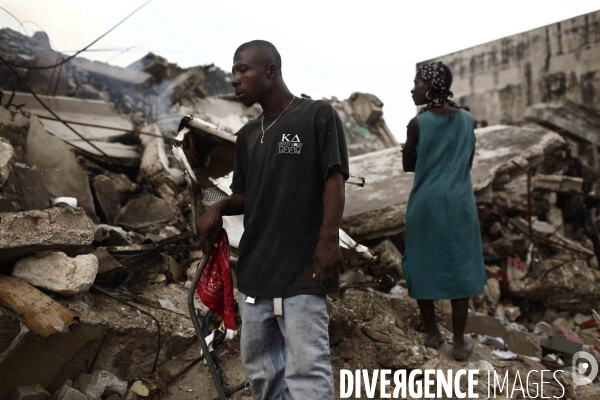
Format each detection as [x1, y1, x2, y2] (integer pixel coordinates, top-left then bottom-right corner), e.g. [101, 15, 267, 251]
[12, 252, 98, 296]
[1, 23, 600, 400]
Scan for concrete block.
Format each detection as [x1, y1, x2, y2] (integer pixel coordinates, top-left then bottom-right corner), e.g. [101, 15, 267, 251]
[0, 140, 14, 188]
[12, 252, 98, 296]
[114, 194, 175, 231]
[126, 52, 169, 82]
[503, 330, 542, 358]
[53, 386, 87, 400]
[92, 175, 120, 225]
[0, 207, 94, 265]
[9, 384, 50, 400]
[159, 67, 205, 104]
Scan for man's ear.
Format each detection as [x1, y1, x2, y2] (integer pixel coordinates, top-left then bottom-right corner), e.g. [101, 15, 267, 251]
[266, 63, 278, 79]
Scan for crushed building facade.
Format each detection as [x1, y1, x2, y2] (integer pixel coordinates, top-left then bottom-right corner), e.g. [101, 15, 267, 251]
[419, 10, 600, 127]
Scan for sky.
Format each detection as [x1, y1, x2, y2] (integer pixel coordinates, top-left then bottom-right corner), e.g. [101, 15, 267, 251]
[2, 1, 599, 141]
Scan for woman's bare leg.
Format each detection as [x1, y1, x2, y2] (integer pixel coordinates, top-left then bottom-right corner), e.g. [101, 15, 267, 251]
[417, 300, 444, 348]
[451, 297, 473, 360]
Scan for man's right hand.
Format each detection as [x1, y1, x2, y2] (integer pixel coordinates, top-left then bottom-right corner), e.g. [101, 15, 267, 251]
[196, 193, 245, 253]
[196, 205, 224, 254]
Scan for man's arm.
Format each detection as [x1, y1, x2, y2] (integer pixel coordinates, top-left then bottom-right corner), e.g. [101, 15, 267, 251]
[313, 170, 346, 288]
[196, 193, 245, 253]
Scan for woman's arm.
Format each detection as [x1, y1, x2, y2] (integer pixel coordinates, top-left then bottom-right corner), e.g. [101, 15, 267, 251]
[402, 117, 419, 172]
[469, 148, 475, 170]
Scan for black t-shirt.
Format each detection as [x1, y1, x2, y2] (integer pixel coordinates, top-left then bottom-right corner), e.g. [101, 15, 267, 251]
[230, 98, 349, 298]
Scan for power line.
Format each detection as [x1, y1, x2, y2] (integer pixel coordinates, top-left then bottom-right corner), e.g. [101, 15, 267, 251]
[0, 6, 30, 36]
[36, 115, 164, 138]
[0, 55, 110, 157]
[4, 0, 154, 70]
[105, 44, 139, 63]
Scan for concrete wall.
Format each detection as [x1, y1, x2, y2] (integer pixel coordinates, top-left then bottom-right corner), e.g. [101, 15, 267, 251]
[418, 10, 600, 125]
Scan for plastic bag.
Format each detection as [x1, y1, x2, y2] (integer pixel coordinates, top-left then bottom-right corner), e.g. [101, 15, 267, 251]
[76, 370, 127, 400]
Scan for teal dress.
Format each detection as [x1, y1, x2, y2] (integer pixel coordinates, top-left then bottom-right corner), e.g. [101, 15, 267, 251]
[402, 109, 486, 300]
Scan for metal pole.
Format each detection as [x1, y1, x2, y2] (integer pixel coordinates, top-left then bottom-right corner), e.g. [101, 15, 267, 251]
[187, 249, 227, 400]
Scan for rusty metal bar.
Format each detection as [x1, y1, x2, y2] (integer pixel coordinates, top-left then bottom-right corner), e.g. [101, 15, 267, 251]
[511, 161, 546, 259]
[497, 208, 589, 256]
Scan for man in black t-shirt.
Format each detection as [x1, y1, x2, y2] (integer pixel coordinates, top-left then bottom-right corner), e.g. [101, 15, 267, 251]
[197, 40, 348, 399]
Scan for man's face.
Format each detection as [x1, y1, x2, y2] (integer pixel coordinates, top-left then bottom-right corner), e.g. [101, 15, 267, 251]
[231, 48, 271, 107]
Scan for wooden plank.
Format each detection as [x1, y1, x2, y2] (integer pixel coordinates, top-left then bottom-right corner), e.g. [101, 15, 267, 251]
[0, 275, 77, 339]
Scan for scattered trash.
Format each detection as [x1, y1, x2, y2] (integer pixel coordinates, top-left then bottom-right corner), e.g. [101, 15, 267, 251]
[76, 370, 127, 400]
[477, 334, 507, 350]
[361, 326, 392, 343]
[491, 349, 519, 360]
[130, 381, 149, 397]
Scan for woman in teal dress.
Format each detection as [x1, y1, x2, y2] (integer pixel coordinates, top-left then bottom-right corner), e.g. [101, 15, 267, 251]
[402, 62, 486, 361]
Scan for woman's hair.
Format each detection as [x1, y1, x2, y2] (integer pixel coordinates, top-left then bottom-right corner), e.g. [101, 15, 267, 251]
[417, 62, 460, 113]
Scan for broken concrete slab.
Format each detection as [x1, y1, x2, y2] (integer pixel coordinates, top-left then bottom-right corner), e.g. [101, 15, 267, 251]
[25, 51, 68, 97]
[342, 147, 411, 241]
[114, 194, 176, 231]
[12, 252, 98, 296]
[441, 312, 508, 338]
[503, 330, 542, 358]
[534, 174, 584, 193]
[342, 124, 565, 241]
[371, 239, 402, 278]
[0, 281, 197, 400]
[9, 384, 50, 400]
[442, 312, 542, 357]
[126, 52, 169, 82]
[0, 140, 14, 188]
[0, 207, 94, 267]
[159, 67, 206, 105]
[54, 386, 86, 400]
[4, 95, 140, 165]
[0, 306, 22, 357]
[106, 172, 137, 195]
[0, 319, 104, 400]
[524, 101, 600, 146]
[509, 259, 600, 311]
[539, 336, 583, 355]
[9, 92, 134, 143]
[0, 107, 97, 219]
[349, 92, 384, 126]
[92, 175, 121, 225]
[139, 135, 183, 188]
[470, 125, 566, 193]
[1, 164, 52, 212]
[328, 93, 398, 156]
[70, 57, 152, 86]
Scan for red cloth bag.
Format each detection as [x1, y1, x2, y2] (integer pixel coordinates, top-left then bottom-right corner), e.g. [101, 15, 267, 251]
[196, 231, 236, 330]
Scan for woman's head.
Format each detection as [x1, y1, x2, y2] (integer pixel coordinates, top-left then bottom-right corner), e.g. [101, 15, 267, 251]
[411, 62, 454, 109]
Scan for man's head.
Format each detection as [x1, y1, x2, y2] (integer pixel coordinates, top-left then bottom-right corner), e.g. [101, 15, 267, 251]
[231, 40, 283, 107]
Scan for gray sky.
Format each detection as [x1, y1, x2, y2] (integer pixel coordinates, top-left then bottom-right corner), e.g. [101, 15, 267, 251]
[2, 1, 599, 140]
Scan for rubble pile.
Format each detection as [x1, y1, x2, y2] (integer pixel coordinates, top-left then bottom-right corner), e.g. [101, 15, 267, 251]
[0, 26, 600, 399]
[340, 112, 600, 397]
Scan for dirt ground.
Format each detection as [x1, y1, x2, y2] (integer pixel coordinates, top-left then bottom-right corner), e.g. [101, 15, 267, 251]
[157, 335, 250, 400]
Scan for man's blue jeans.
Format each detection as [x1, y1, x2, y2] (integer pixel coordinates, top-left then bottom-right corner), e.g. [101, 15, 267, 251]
[238, 292, 334, 400]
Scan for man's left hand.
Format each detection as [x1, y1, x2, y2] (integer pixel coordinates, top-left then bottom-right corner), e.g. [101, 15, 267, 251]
[313, 233, 345, 288]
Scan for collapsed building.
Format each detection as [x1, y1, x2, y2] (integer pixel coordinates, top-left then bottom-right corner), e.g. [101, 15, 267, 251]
[1, 9, 600, 399]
